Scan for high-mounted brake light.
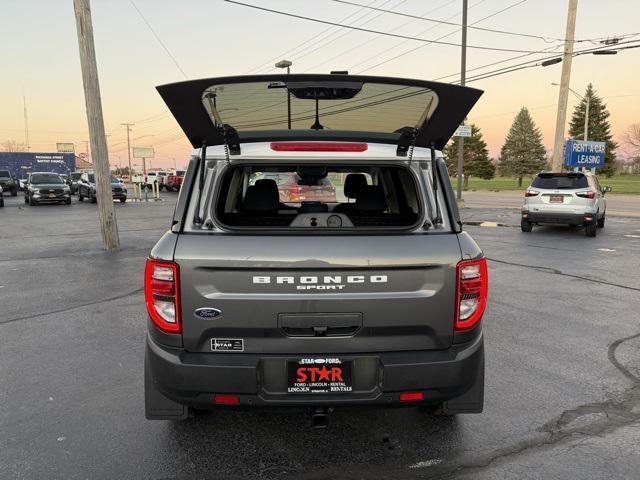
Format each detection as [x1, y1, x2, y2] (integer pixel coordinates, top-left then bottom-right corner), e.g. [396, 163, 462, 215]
[270, 142, 368, 152]
[145, 259, 181, 333]
[455, 258, 488, 331]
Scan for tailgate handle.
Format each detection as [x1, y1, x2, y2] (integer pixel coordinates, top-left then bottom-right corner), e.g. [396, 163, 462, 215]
[278, 313, 362, 337]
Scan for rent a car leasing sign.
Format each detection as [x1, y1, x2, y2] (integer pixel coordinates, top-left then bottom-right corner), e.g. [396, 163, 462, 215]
[564, 140, 606, 168]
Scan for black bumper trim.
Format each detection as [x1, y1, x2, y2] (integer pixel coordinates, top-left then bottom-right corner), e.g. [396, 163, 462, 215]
[145, 332, 484, 408]
[523, 211, 594, 225]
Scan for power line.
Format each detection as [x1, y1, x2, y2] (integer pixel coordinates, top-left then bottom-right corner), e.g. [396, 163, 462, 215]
[462, 40, 640, 84]
[244, 0, 379, 74]
[331, 0, 564, 43]
[347, 0, 489, 71]
[281, 0, 411, 70]
[224, 0, 558, 54]
[128, 0, 188, 79]
[305, 0, 458, 71]
[356, 0, 537, 73]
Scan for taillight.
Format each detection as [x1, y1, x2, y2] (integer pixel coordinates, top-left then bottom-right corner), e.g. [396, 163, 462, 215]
[576, 191, 595, 199]
[524, 190, 539, 197]
[144, 259, 181, 333]
[270, 142, 368, 152]
[455, 258, 488, 331]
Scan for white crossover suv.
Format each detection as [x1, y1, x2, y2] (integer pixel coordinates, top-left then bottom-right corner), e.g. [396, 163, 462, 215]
[521, 171, 611, 237]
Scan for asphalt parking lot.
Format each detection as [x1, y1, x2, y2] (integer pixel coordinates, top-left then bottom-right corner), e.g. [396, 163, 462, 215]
[1, 192, 640, 479]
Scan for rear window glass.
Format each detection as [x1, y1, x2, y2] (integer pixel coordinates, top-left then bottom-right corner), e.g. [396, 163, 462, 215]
[214, 165, 420, 230]
[532, 174, 588, 189]
[202, 81, 439, 134]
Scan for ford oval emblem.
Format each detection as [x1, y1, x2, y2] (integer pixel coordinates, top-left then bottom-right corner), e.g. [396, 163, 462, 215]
[194, 308, 223, 320]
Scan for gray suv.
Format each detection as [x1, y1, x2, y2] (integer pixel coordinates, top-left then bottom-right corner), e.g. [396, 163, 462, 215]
[144, 74, 488, 424]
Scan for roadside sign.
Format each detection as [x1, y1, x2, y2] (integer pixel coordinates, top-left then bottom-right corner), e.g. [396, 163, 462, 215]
[454, 125, 472, 137]
[564, 140, 606, 168]
[133, 147, 155, 158]
[56, 142, 75, 153]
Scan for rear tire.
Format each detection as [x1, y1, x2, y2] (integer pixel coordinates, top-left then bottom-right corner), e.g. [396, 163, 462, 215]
[11, 187, 17, 197]
[78, 192, 84, 202]
[65, 198, 72, 205]
[585, 222, 597, 237]
[24, 195, 28, 204]
[120, 197, 127, 203]
[90, 192, 97, 203]
[521, 219, 533, 232]
[597, 214, 605, 228]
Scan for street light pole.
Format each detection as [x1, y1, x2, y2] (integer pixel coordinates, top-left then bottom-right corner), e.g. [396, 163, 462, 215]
[550, 0, 579, 171]
[583, 95, 590, 141]
[456, 0, 468, 201]
[275, 60, 293, 129]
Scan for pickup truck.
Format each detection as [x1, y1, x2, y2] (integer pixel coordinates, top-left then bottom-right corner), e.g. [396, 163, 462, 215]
[164, 170, 185, 192]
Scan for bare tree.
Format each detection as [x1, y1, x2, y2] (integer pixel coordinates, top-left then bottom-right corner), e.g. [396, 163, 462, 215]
[624, 123, 640, 153]
[2, 140, 27, 152]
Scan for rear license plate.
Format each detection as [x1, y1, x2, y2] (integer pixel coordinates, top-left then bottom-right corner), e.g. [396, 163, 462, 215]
[550, 195, 564, 203]
[287, 358, 352, 393]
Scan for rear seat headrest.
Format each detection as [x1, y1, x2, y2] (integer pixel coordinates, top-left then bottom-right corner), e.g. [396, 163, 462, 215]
[343, 173, 368, 199]
[356, 185, 387, 214]
[242, 183, 279, 213]
[254, 179, 279, 197]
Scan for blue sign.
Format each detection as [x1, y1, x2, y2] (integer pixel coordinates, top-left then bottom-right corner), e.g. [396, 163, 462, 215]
[564, 140, 606, 168]
[0, 152, 76, 180]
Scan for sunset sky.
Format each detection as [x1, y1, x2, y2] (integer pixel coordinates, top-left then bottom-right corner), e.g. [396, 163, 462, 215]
[1, 0, 639, 169]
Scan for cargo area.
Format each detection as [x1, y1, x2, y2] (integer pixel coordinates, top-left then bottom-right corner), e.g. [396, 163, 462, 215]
[213, 163, 423, 230]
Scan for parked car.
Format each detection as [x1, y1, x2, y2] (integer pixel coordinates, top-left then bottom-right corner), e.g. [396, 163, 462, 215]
[165, 170, 185, 192]
[144, 74, 487, 423]
[145, 172, 159, 189]
[67, 172, 83, 194]
[521, 171, 610, 237]
[77, 172, 127, 203]
[0, 169, 18, 196]
[24, 172, 71, 206]
[255, 172, 337, 203]
[156, 171, 170, 190]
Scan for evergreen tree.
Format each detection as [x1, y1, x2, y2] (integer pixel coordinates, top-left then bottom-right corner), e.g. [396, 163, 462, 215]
[568, 83, 617, 176]
[444, 124, 494, 188]
[498, 107, 547, 186]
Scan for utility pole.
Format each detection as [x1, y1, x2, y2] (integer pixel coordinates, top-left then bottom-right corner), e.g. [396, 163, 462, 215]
[73, 0, 120, 250]
[456, 0, 468, 201]
[551, 0, 578, 171]
[22, 88, 30, 150]
[122, 122, 134, 178]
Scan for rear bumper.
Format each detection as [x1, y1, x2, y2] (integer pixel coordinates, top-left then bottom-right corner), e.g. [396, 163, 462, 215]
[522, 211, 595, 225]
[145, 331, 484, 409]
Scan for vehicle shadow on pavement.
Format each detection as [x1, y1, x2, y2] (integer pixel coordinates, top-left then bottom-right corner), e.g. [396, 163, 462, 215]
[164, 407, 459, 479]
